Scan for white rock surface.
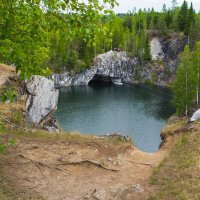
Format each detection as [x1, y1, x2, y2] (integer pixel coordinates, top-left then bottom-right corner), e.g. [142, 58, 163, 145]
[26, 75, 59, 124]
[151, 37, 163, 60]
[93, 189, 107, 200]
[190, 109, 200, 122]
[52, 51, 138, 87]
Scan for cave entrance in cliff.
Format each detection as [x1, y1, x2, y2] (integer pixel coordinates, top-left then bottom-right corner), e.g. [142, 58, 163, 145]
[88, 74, 112, 87]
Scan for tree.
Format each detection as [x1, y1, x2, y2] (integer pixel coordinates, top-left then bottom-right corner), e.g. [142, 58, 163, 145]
[165, 11, 173, 29]
[0, 1, 50, 79]
[171, 0, 178, 10]
[177, 0, 188, 33]
[0, 0, 118, 79]
[172, 45, 196, 115]
[162, 4, 167, 13]
[153, 15, 159, 29]
[192, 42, 200, 104]
[186, 2, 195, 37]
[144, 35, 152, 61]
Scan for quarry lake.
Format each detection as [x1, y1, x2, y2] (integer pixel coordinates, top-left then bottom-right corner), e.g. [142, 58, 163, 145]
[55, 84, 175, 152]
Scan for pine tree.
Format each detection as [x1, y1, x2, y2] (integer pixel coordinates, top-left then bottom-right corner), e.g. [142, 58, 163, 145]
[188, 2, 195, 25]
[144, 35, 152, 61]
[177, 0, 188, 33]
[165, 11, 173, 29]
[186, 2, 195, 36]
[171, 0, 178, 10]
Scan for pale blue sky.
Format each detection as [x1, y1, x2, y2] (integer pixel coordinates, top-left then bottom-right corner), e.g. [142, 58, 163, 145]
[113, 0, 200, 13]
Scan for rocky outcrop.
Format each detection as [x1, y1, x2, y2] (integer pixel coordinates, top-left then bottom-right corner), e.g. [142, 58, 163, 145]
[189, 109, 200, 122]
[161, 33, 187, 60]
[53, 34, 187, 87]
[26, 75, 59, 132]
[151, 37, 164, 60]
[52, 51, 138, 87]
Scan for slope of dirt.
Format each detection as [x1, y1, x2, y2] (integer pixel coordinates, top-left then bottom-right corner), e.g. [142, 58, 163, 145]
[0, 135, 167, 200]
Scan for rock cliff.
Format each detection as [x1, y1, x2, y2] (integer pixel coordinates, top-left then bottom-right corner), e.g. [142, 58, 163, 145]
[52, 51, 138, 87]
[52, 34, 187, 87]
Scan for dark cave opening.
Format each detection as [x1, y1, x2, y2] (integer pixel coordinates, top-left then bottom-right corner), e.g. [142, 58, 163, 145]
[88, 74, 112, 87]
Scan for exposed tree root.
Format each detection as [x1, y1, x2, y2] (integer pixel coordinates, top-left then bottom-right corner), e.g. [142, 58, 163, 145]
[57, 157, 119, 172]
[18, 154, 118, 173]
[129, 160, 153, 168]
[18, 154, 69, 173]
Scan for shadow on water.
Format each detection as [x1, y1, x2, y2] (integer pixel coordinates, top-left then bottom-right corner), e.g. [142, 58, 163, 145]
[55, 84, 175, 152]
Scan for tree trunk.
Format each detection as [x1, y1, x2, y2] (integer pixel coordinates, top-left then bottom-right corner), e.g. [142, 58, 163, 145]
[197, 68, 199, 104]
[185, 62, 188, 116]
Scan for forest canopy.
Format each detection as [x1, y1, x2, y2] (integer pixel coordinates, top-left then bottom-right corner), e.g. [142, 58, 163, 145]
[0, 0, 118, 79]
[0, 0, 200, 80]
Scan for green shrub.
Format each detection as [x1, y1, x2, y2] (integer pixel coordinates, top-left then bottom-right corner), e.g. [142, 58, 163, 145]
[0, 138, 16, 154]
[0, 144, 6, 153]
[0, 88, 17, 103]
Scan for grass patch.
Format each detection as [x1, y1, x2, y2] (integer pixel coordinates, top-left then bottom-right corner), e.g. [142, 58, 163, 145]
[149, 131, 200, 200]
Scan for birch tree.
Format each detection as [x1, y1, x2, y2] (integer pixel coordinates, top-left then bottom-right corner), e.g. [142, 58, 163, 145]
[172, 45, 196, 115]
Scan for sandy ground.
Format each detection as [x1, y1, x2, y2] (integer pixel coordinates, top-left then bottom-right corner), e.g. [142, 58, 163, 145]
[0, 136, 169, 200]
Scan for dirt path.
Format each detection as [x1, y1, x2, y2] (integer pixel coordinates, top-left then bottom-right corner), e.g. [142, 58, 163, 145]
[0, 137, 168, 200]
[0, 64, 15, 85]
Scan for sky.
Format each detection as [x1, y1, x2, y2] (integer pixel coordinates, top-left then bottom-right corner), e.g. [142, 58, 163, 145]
[113, 0, 200, 13]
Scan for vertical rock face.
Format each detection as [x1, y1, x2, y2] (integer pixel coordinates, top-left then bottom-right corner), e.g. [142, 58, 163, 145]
[150, 37, 164, 60]
[26, 75, 59, 125]
[52, 35, 187, 87]
[52, 51, 138, 87]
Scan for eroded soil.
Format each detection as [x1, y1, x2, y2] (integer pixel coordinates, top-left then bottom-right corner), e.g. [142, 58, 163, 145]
[0, 136, 168, 200]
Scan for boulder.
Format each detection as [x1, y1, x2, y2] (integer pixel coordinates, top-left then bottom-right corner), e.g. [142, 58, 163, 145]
[26, 75, 59, 126]
[190, 109, 200, 122]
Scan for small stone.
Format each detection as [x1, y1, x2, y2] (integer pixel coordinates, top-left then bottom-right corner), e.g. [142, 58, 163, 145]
[44, 126, 59, 133]
[109, 184, 127, 195]
[107, 157, 112, 161]
[93, 188, 107, 200]
[132, 184, 144, 193]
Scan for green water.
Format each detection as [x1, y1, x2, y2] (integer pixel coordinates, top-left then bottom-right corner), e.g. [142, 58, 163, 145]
[55, 84, 175, 152]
